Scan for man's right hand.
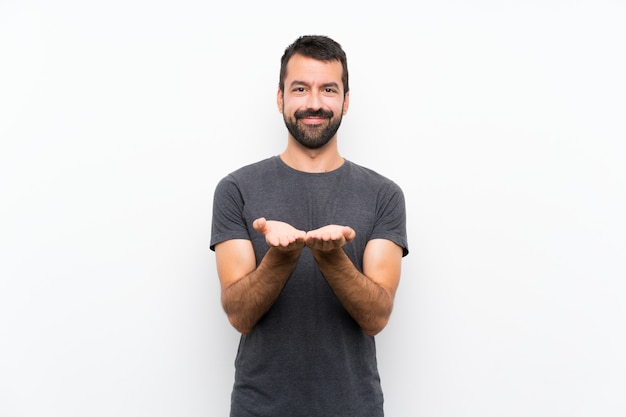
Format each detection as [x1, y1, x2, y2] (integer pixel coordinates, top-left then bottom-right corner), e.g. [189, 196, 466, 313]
[253, 217, 306, 251]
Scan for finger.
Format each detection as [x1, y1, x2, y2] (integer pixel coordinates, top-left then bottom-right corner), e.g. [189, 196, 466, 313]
[253, 217, 267, 233]
[341, 226, 356, 242]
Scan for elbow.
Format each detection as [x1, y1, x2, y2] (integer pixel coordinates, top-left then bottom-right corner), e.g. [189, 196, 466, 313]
[362, 315, 390, 337]
[236, 326, 253, 335]
[222, 295, 255, 334]
[361, 302, 394, 336]
[364, 329, 381, 337]
[227, 314, 254, 334]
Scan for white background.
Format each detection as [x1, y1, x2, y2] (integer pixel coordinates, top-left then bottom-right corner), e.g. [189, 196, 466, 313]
[1, 1, 625, 416]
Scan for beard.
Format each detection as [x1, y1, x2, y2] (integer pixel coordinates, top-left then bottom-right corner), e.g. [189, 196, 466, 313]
[283, 108, 343, 149]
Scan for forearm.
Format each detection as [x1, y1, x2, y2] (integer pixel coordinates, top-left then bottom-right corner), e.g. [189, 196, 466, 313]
[311, 248, 393, 336]
[222, 247, 301, 334]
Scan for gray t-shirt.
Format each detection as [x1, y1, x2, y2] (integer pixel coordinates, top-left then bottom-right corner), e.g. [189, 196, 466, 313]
[211, 156, 408, 417]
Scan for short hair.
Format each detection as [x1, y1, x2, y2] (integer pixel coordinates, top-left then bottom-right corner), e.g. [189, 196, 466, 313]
[279, 35, 349, 96]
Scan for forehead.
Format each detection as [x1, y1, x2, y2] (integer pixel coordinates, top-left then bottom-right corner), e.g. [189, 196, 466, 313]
[285, 54, 343, 86]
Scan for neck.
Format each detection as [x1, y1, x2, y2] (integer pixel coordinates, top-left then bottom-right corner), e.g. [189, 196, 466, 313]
[280, 137, 344, 173]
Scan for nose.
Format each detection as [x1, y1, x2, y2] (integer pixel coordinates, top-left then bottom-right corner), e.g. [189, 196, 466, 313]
[306, 90, 322, 110]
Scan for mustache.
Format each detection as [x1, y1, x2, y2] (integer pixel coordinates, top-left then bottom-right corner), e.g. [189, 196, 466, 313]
[294, 109, 334, 119]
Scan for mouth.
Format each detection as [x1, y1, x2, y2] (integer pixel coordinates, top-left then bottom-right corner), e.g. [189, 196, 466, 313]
[299, 117, 327, 126]
[294, 109, 334, 125]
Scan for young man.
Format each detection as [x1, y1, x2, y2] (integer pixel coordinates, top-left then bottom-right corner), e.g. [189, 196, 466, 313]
[210, 35, 409, 417]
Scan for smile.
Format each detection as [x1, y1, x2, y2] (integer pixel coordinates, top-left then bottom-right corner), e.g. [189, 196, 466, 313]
[300, 117, 327, 125]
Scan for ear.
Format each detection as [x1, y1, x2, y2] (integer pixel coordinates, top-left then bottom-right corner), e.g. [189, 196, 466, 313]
[342, 91, 350, 115]
[277, 87, 284, 113]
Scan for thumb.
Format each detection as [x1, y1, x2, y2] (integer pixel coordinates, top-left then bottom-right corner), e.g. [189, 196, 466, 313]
[253, 217, 267, 233]
[342, 226, 356, 242]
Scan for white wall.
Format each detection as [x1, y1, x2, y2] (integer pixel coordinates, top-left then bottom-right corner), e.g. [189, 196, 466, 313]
[1, 1, 625, 416]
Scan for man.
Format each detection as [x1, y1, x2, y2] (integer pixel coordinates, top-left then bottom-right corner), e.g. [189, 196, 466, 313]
[210, 35, 409, 417]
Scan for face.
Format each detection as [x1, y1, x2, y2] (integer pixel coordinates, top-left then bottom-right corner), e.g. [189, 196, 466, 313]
[278, 54, 349, 149]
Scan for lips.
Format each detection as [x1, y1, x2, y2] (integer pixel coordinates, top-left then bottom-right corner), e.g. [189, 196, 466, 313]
[300, 117, 326, 125]
[295, 110, 333, 127]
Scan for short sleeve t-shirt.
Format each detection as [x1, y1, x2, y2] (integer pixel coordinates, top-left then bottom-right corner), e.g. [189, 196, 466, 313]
[211, 156, 408, 417]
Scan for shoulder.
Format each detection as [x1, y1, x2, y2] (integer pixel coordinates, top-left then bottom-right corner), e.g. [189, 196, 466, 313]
[343, 160, 404, 193]
[226, 156, 279, 179]
[216, 156, 281, 189]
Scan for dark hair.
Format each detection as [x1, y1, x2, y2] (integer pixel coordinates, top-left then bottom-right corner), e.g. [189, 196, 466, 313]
[279, 35, 349, 96]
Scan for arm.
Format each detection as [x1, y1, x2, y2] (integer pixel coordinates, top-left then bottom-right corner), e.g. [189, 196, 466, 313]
[306, 226, 402, 336]
[215, 218, 306, 334]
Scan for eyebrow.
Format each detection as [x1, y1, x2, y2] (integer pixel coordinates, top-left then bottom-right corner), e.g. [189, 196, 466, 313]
[289, 80, 341, 90]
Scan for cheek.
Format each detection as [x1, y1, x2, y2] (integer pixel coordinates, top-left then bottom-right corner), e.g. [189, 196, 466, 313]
[283, 101, 305, 117]
[331, 98, 346, 113]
